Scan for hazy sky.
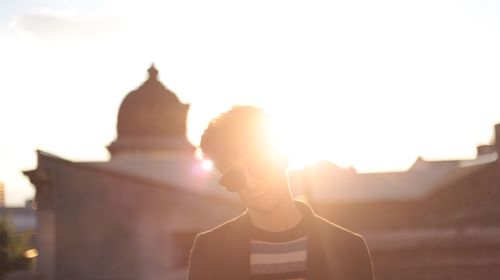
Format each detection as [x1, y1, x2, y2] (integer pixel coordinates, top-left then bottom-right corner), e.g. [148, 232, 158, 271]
[1, 0, 500, 206]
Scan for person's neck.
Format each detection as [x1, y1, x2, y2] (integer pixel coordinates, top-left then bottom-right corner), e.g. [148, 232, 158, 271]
[248, 198, 303, 232]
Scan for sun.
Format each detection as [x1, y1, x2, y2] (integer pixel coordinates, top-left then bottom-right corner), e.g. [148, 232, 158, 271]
[264, 109, 328, 170]
[189, 103, 418, 174]
[263, 105, 421, 173]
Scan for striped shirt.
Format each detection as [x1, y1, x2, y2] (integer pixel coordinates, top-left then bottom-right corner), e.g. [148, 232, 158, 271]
[250, 217, 308, 280]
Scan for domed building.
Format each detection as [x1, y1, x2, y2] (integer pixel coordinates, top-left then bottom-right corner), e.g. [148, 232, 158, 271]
[108, 65, 194, 158]
[23, 66, 242, 280]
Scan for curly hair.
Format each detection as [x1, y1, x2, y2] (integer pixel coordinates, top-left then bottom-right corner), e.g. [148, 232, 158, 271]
[200, 106, 274, 172]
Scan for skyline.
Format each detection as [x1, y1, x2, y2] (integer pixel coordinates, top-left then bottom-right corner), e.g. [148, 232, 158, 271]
[2, 0, 500, 206]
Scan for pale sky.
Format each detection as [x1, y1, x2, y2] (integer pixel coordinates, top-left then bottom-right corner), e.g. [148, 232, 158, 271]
[1, 0, 500, 206]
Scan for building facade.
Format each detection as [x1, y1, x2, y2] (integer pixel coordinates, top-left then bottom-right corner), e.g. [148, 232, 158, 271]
[23, 65, 500, 279]
[24, 66, 244, 280]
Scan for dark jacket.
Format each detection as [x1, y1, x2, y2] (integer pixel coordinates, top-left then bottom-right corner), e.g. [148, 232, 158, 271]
[188, 201, 375, 280]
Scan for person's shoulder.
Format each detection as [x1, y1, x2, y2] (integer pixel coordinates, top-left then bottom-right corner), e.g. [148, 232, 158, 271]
[295, 200, 366, 244]
[195, 212, 248, 243]
[312, 214, 366, 244]
[310, 215, 374, 279]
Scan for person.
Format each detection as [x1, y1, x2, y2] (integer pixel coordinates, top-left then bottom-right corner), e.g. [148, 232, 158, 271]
[188, 105, 374, 280]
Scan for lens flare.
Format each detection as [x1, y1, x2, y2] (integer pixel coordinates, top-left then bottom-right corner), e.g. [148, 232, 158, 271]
[201, 160, 213, 171]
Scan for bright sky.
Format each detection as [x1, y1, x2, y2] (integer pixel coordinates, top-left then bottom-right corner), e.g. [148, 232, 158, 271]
[1, 0, 500, 206]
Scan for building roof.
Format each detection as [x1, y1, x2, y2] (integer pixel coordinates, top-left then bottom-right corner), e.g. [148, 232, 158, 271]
[290, 155, 497, 203]
[29, 148, 498, 205]
[31, 150, 238, 205]
[425, 161, 494, 197]
[86, 154, 236, 201]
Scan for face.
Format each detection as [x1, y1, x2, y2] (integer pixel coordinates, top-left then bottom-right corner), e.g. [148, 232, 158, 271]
[218, 154, 289, 213]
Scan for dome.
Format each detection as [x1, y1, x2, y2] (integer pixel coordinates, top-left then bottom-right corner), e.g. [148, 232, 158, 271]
[117, 65, 186, 137]
[108, 65, 194, 157]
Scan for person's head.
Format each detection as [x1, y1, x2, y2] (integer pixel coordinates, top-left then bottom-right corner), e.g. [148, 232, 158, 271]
[200, 105, 291, 212]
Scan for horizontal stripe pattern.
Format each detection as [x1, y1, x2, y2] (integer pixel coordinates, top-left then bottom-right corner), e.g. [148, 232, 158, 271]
[251, 261, 307, 274]
[250, 236, 307, 276]
[251, 237, 307, 253]
[251, 251, 307, 265]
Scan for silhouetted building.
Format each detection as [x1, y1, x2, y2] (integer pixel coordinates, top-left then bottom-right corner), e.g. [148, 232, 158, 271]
[367, 141, 500, 280]
[289, 143, 498, 230]
[22, 65, 500, 280]
[24, 66, 243, 280]
[423, 124, 500, 227]
[107, 65, 194, 158]
[288, 125, 500, 280]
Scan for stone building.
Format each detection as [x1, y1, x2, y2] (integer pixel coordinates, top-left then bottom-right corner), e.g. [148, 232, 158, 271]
[23, 64, 500, 279]
[24, 66, 244, 280]
[288, 126, 500, 279]
[369, 132, 500, 280]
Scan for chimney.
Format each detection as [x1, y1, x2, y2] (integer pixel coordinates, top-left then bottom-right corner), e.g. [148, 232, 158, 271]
[495, 124, 500, 154]
[477, 145, 496, 156]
